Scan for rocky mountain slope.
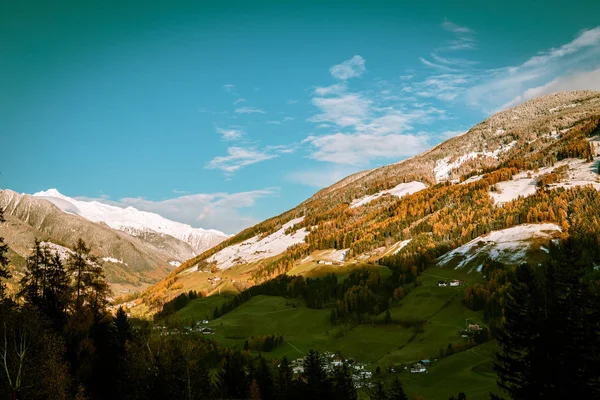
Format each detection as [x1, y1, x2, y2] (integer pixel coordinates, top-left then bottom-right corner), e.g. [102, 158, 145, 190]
[33, 189, 228, 254]
[127, 90, 600, 307]
[0, 189, 226, 295]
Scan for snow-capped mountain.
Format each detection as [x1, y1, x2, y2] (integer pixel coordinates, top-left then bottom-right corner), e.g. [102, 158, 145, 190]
[32, 189, 229, 254]
[139, 90, 600, 305]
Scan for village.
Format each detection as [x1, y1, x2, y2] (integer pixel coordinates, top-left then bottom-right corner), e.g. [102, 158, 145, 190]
[153, 320, 216, 336]
[286, 352, 373, 387]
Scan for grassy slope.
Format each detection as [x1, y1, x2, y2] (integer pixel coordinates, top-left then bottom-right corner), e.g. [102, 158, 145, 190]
[176, 266, 498, 398]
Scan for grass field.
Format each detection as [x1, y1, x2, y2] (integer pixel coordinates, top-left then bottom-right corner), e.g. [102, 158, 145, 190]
[174, 263, 496, 399]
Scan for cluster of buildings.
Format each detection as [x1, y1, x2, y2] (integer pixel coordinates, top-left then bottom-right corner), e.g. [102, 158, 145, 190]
[286, 352, 372, 387]
[207, 276, 222, 286]
[461, 323, 483, 338]
[438, 279, 464, 287]
[407, 359, 434, 373]
[153, 320, 215, 336]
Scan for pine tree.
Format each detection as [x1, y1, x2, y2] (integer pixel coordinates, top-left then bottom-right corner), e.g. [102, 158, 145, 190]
[0, 207, 10, 300]
[384, 309, 392, 324]
[215, 352, 248, 399]
[276, 356, 294, 400]
[371, 380, 388, 400]
[388, 377, 408, 400]
[494, 238, 600, 399]
[255, 355, 275, 400]
[331, 362, 357, 400]
[20, 241, 69, 328]
[301, 350, 331, 398]
[68, 239, 110, 313]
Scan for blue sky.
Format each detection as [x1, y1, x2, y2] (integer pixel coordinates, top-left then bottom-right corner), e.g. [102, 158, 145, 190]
[2, 0, 600, 234]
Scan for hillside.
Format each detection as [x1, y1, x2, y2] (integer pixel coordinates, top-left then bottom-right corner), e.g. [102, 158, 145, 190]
[138, 90, 600, 306]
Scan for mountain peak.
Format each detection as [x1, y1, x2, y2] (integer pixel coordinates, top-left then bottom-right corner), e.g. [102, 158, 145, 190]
[31, 188, 228, 253]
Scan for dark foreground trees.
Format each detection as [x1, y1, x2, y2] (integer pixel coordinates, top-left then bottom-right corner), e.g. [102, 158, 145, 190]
[494, 237, 600, 399]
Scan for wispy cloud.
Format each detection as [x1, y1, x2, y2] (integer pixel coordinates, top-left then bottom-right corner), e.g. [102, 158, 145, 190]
[287, 100, 299, 104]
[235, 106, 266, 114]
[499, 66, 600, 109]
[419, 57, 461, 72]
[223, 84, 235, 92]
[216, 127, 244, 141]
[206, 146, 277, 173]
[172, 189, 189, 195]
[310, 94, 371, 127]
[267, 117, 295, 125]
[465, 26, 600, 111]
[304, 132, 428, 165]
[404, 74, 471, 101]
[440, 18, 476, 51]
[314, 83, 347, 96]
[330, 55, 367, 80]
[233, 98, 246, 105]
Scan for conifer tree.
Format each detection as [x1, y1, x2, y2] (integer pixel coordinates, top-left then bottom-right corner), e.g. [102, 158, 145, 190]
[388, 377, 408, 400]
[494, 238, 600, 399]
[301, 350, 331, 398]
[276, 356, 294, 400]
[331, 362, 357, 400]
[0, 208, 10, 300]
[255, 355, 274, 400]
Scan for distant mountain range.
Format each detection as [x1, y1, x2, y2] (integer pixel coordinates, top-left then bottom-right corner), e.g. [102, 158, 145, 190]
[136, 90, 600, 307]
[0, 189, 228, 295]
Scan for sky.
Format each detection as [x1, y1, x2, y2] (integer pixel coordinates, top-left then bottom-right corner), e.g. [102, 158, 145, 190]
[2, 0, 600, 234]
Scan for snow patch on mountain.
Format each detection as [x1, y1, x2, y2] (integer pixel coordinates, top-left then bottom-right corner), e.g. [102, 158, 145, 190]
[434, 141, 517, 183]
[33, 189, 229, 253]
[437, 223, 562, 271]
[490, 155, 600, 205]
[350, 182, 427, 208]
[102, 257, 127, 266]
[206, 217, 308, 270]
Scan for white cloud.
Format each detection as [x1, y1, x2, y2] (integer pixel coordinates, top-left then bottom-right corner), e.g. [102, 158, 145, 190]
[223, 84, 235, 92]
[501, 66, 600, 109]
[235, 106, 266, 114]
[314, 83, 347, 96]
[216, 127, 244, 141]
[522, 26, 600, 68]
[465, 26, 600, 111]
[311, 94, 371, 127]
[441, 19, 473, 34]
[206, 146, 277, 173]
[419, 57, 461, 72]
[287, 100, 299, 104]
[304, 132, 428, 165]
[267, 117, 295, 125]
[118, 188, 278, 234]
[440, 18, 476, 51]
[330, 55, 367, 80]
[286, 165, 360, 188]
[406, 74, 470, 101]
[233, 98, 246, 105]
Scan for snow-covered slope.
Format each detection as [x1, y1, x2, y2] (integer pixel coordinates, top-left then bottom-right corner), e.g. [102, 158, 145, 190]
[205, 217, 309, 270]
[490, 155, 600, 205]
[350, 182, 427, 208]
[33, 189, 229, 254]
[437, 223, 562, 272]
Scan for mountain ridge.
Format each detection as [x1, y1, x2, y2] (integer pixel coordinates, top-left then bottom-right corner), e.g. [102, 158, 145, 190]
[32, 188, 229, 254]
[134, 90, 600, 308]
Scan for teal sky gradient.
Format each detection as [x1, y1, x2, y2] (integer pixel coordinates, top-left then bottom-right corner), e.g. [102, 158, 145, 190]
[2, 1, 600, 233]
